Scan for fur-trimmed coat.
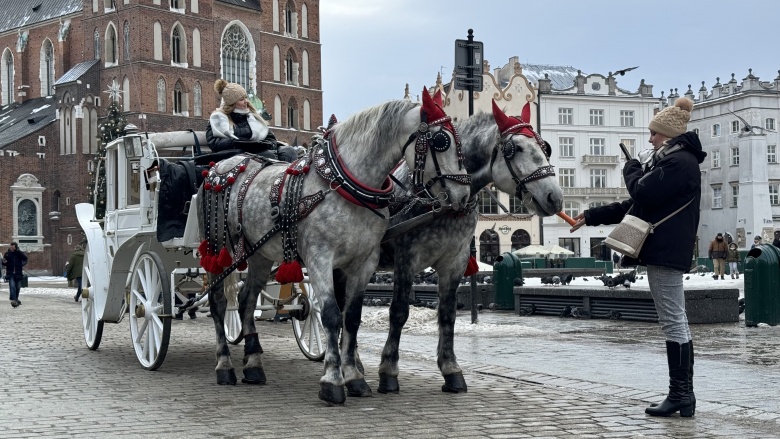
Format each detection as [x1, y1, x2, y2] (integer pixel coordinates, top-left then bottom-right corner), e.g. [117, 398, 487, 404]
[206, 110, 270, 152]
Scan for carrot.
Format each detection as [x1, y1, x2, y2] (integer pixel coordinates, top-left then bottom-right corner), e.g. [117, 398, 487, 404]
[556, 211, 577, 226]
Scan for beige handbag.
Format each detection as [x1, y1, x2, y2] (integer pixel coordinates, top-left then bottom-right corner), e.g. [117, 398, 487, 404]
[605, 199, 693, 258]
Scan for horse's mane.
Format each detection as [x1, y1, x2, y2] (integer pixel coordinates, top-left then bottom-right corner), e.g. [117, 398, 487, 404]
[453, 111, 497, 152]
[333, 99, 419, 154]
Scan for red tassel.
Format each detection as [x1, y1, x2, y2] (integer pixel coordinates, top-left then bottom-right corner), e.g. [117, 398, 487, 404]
[200, 254, 212, 271]
[201, 169, 209, 177]
[198, 240, 210, 257]
[204, 182, 212, 190]
[227, 176, 235, 185]
[239, 164, 247, 172]
[237, 261, 248, 271]
[209, 161, 216, 167]
[214, 184, 223, 192]
[463, 256, 479, 276]
[275, 260, 304, 284]
[208, 256, 223, 274]
[217, 248, 233, 267]
[302, 165, 310, 173]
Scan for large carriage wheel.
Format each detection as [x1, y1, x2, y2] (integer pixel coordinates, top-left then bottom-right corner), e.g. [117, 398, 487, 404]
[291, 281, 326, 361]
[80, 247, 104, 350]
[223, 270, 244, 345]
[129, 251, 172, 370]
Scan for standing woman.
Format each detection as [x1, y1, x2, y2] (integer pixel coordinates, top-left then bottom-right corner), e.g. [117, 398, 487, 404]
[206, 79, 297, 162]
[2, 242, 28, 308]
[570, 97, 706, 417]
[726, 242, 740, 279]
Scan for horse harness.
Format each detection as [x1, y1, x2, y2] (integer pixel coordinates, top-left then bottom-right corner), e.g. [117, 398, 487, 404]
[489, 121, 556, 200]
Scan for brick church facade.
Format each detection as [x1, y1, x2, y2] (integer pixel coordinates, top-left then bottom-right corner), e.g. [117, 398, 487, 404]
[0, 0, 322, 274]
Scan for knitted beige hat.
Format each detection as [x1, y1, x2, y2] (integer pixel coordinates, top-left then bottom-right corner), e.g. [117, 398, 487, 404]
[649, 97, 693, 138]
[214, 79, 246, 107]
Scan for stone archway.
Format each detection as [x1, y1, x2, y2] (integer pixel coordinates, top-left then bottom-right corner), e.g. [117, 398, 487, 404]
[479, 229, 500, 264]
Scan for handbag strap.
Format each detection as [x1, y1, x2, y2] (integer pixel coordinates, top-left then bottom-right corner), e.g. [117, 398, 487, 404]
[652, 198, 695, 228]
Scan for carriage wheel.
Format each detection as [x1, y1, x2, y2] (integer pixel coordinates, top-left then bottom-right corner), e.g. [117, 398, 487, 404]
[223, 270, 244, 345]
[129, 251, 171, 371]
[291, 282, 326, 361]
[80, 247, 104, 350]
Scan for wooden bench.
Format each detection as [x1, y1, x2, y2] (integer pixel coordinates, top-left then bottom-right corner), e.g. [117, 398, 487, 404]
[522, 267, 606, 279]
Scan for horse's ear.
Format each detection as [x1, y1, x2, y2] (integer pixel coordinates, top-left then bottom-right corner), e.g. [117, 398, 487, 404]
[521, 102, 531, 124]
[432, 89, 443, 107]
[421, 86, 446, 122]
[327, 114, 338, 130]
[491, 99, 513, 133]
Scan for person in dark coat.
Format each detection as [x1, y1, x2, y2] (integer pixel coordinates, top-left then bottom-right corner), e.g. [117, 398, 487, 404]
[773, 235, 780, 248]
[206, 79, 297, 162]
[66, 245, 85, 302]
[2, 242, 28, 307]
[570, 97, 704, 417]
[726, 242, 740, 279]
[708, 233, 728, 280]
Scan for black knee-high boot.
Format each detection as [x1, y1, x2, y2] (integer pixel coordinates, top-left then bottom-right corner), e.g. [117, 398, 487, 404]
[646, 341, 695, 417]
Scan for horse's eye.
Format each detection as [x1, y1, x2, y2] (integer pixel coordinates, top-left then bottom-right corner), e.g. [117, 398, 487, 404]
[502, 141, 516, 159]
[431, 131, 451, 152]
[542, 141, 552, 158]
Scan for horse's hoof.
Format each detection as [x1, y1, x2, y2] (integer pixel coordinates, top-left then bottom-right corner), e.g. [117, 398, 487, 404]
[216, 369, 237, 385]
[318, 382, 346, 405]
[241, 367, 267, 385]
[442, 372, 468, 393]
[377, 373, 400, 394]
[346, 379, 373, 397]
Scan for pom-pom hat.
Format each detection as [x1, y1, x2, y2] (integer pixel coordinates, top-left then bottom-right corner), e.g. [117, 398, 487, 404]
[649, 97, 694, 138]
[214, 79, 247, 107]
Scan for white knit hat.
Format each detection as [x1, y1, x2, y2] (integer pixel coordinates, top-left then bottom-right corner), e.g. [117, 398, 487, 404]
[649, 97, 694, 138]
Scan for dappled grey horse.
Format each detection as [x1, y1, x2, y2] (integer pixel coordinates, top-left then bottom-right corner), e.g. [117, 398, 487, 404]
[374, 100, 564, 393]
[197, 91, 472, 405]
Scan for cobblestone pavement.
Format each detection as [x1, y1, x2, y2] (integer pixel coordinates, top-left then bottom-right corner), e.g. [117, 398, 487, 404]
[1, 289, 779, 438]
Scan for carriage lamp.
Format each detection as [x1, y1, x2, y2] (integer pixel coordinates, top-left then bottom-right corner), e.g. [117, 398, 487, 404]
[124, 135, 143, 158]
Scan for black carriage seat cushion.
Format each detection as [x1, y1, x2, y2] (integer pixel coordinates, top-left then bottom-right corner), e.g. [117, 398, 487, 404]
[192, 149, 243, 166]
[155, 158, 205, 242]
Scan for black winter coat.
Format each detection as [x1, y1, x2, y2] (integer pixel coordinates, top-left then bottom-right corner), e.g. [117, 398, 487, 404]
[2, 249, 28, 279]
[584, 132, 706, 272]
[206, 112, 277, 152]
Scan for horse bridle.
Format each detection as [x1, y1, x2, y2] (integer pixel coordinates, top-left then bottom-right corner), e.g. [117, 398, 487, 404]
[401, 114, 471, 200]
[489, 123, 556, 200]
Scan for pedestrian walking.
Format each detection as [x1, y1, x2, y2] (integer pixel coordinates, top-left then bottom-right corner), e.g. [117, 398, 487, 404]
[570, 97, 703, 417]
[612, 252, 621, 270]
[708, 233, 728, 280]
[726, 243, 740, 279]
[66, 245, 85, 302]
[2, 242, 28, 308]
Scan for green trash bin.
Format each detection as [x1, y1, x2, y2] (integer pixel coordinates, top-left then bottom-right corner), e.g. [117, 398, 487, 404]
[744, 245, 780, 326]
[493, 252, 523, 310]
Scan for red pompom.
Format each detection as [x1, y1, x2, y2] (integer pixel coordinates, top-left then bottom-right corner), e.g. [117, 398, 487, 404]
[237, 261, 248, 271]
[275, 260, 304, 284]
[227, 176, 235, 184]
[208, 256, 223, 274]
[217, 248, 233, 267]
[239, 165, 247, 172]
[198, 240, 210, 257]
[463, 255, 479, 277]
[214, 184, 223, 192]
[204, 182, 212, 190]
[302, 165, 310, 173]
[209, 161, 216, 167]
[200, 254, 212, 271]
[201, 169, 209, 177]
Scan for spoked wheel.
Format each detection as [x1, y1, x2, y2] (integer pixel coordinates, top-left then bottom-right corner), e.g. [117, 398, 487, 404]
[224, 270, 244, 345]
[129, 251, 171, 371]
[291, 281, 326, 361]
[80, 247, 104, 350]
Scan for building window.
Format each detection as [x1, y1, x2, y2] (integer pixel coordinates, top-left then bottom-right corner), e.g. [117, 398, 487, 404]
[770, 184, 779, 205]
[559, 168, 575, 188]
[563, 201, 580, 219]
[105, 24, 117, 64]
[156, 77, 166, 112]
[40, 40, 54, 97]
[711, 150, 720, 168]
[731, 120, 740, 133]
[619, 110, 634, 127]
[558, 108, 573, 125]
[287, 98, 298, 128]
[559, 137, 574, 158]
[284, 1, 297, 37]
[589, 109, 604, 126]
[173, 82, 183, 114]
[123, 21, 130, 62]
[769, 145, 777, 164]
[479, 229, 500, 264]
[589, 138, 605, 155]
[511, 230, 531, 251]
[172, 26, 183, 64]
[559, 238, 580, 257]
[285, 50, 298, 85]
[713, 186, 722, 209]
[731, 184, 739, 208]
[478, 187, 499, 214]
[221, 24, 251, 95]
[620, 139, 636, 158]
[2, 49, 13, 105]
[509, 195, 529, 214]
[731, 147, 740, 166]
[589, 201, 608, 209]
[193, 82, 202, 116]
[590, 169, 606, 188]
[712, 123, 721, 137]
[766, 118, 776, 131]
[94, 28, 100, 60]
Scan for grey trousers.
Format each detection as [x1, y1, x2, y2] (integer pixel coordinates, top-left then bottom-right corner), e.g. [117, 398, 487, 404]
[646, 264, 692, 344]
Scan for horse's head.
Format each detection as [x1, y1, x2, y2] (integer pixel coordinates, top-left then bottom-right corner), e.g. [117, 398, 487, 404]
[489, 100, 564, 216]
[402, 88, 472, 210]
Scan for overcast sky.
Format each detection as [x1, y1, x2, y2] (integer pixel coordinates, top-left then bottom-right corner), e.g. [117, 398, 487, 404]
[320, 0, 779, 123]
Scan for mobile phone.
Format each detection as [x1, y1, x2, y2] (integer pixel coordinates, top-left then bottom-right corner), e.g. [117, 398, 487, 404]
[619, 143, 632, 160]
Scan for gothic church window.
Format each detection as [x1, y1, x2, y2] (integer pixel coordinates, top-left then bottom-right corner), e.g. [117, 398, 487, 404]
[105, 23, 118, 64]
[193, 82, 202, 116]
[123, 21, 130, 62]
[157, 78, 166, 112]
[40, 40, 54, 96]
[1, 49, 12, 105]
[221, 24, 251, 94]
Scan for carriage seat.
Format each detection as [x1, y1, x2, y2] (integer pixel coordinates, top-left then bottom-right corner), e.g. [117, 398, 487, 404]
[153, 158, 206, 243]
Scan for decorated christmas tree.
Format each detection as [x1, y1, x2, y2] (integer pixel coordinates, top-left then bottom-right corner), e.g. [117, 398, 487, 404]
[88, 83, 127, 220]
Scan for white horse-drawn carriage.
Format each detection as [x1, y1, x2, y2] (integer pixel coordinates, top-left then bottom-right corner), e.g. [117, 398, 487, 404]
[75, 126, 326, 370]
